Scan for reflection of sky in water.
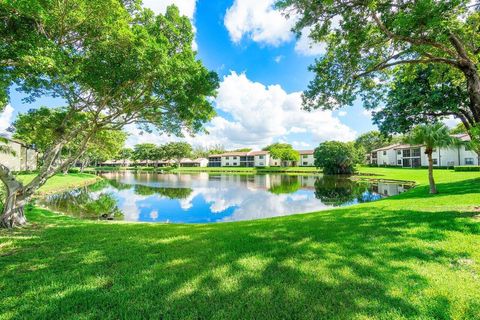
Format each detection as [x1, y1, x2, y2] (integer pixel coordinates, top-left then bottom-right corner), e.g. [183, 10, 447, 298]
[40, 172, 411, 223]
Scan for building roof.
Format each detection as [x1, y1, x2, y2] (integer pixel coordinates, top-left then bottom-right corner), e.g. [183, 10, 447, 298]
[180, 158, 208, 164]
[209, 150, 268, 157]
[393, 144, 423, 150]
[451, 133, 471, 142]
[371, 144, 401, 153]
[298, 150, 314, 155]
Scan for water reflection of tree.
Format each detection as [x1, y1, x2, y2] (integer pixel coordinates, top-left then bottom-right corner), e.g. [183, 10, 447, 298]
[268, 175, 301, 195]
[134, 185, 192, 199]
[40, 187, 122, 220]
[314, 176, 378, 206]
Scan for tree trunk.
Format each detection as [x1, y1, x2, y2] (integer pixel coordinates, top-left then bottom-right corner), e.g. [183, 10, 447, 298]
[460, 64, 480, 123]
[426, 150, 437, 194]
[0, 195, 27, 228]
[0, 164, 27, 228]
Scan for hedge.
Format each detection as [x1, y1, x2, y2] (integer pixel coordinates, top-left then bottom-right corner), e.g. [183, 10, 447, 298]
[454, 166, 480, 172]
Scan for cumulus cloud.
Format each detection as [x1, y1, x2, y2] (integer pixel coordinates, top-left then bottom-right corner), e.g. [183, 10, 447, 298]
[0, 104, 14, 135]
[142, 0, 196, 18]
[224, 0, 330, 55]
[224, 0, 294, 46]
[126, 72, 356, 149]
[338, 111, 347, 117]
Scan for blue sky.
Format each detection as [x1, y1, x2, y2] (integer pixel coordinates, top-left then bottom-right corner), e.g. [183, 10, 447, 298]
[0, 0, 378, 150]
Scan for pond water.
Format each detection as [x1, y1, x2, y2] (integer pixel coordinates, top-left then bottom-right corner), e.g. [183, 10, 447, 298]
[38, 172, 412, 223]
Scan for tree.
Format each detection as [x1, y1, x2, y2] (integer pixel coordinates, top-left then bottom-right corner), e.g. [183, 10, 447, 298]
[164, 142, 192, 166]
[0, 137, 15, 156]
[79, 130, 127, 170]
[0, 2, 219, 228]
[263, 143, 299, 166]
[115, 148, 134, 166]
[277, 1, 480, 134]
[132, 144, 158, 166]
[354, 131, 390, 154]
[450, 123, 467, 134]
[314, 141, 360, 175]
[405, 123, 458, 194]
[233, 148, 252, 152]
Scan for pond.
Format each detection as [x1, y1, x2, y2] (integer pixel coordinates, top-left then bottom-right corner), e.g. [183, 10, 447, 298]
[37, 172, 412, 223]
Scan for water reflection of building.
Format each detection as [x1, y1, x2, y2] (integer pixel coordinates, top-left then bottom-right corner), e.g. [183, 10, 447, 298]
[370, 182, 411, 196]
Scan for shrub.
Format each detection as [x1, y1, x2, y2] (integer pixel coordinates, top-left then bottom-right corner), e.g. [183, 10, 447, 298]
[314, 141, 360, 175]
[454, 166, 480, 172]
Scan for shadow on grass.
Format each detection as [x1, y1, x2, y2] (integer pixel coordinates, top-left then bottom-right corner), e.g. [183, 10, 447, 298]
[1, 202, 480, 319]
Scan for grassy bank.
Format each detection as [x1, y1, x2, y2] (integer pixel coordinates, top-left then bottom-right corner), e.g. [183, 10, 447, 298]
[16, 173, 101, 196]
[1, 168, 480, 319]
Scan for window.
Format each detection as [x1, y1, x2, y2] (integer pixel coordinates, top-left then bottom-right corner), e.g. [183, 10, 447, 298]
[433, 159, 438, 165]
[259, 155, 264, 159]
[465, 144, 471, 151]
[397, 160, 401, 165]
[226, 156, 229, 160]
[259, 162, 264, 166]
[303, 155, 308, 159]
[383, 151, 387, 155]
[233, 156, 237, 160]
[403, 149, 411, 157]
[226, 162, 229, 166]
[303, 162, 308, 166]
[233, 163, 237, 166]
[397, 150, 401, 155]
[465, 158, 474, 165]
[412, 148, 421, 157]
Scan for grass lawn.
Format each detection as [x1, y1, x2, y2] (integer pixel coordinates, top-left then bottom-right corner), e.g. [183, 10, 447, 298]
[16, 173, 101, 196]
[1, 168, 480, 319]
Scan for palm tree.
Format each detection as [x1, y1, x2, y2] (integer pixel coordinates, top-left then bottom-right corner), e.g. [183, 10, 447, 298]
[406, 123, 458, 194]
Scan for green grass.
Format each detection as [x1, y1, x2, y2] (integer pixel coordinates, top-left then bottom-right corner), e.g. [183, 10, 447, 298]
[16, 173, 101, 196]
[1, 168, 480, 319]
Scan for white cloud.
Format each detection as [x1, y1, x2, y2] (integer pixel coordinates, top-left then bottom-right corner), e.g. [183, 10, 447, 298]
[0, 104, 14, 135]
[338, 110, 347, 117]
[443, 115, 461, 128]
[224, 0, 333, 56]
[142, 0, 198, 50]
[126, 72, 356, 149]
[142, 0, 196, 18]
[274, 55, 284, 63]
[294, 27, 327, 56]
[224, 0, 295, 46]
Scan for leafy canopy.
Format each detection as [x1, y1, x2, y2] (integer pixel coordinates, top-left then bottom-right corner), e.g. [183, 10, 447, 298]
[314, 141, 360, 175]
[263, 143, 300, 162]
[405, 123, 458, 152]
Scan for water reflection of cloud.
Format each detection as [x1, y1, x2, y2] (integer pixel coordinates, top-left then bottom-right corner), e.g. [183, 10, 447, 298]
[91, 172, 403, 223]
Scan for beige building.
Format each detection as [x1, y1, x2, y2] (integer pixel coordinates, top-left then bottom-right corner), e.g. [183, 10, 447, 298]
[0, 137, 39, 171]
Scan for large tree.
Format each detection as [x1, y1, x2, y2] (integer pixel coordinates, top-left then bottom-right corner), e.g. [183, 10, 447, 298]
[263, 143, 300, 165]
[0, 2, 218, 228]
[164, 142, 192, 166]
[132, 143, 159, 166]
[354, 130, 390, 153]
[277, 0, 480, 132]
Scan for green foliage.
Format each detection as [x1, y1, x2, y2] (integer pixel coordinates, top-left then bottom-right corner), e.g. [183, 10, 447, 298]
[132, 144, 158, 162]
[268, 176, 301, 195]
[164, 142, 192, 163]
[232, 148, 252, 152]
[354, 131, 391, 153]
[115, 148, 134, 161]
[0, 137, 15, 156]
[263, 143, 299, 163]
[450, 123, 467, 134]
[454, 166, 480, 172]
[277, 0, 480, 131]
[314, 141, 360, 175]
[405, 123, 458, 153]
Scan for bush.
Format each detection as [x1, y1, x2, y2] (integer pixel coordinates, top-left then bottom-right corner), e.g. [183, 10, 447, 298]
[68, 168, 81, 173]
[314, 141, 360, 175]
[454, 166, 480, 172]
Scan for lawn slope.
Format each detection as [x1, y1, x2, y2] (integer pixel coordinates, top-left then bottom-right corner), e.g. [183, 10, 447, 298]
[0, 168, 479, 319]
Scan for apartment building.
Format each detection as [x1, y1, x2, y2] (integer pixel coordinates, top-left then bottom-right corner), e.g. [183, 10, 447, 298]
[208, 150, 315, 167]
[0, 137, 38, 171]
[370, 134, 478, 167]
[208, 151, 270, 167]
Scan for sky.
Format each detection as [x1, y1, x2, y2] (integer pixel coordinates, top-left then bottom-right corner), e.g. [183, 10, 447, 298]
[2, 0, 383, 150]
